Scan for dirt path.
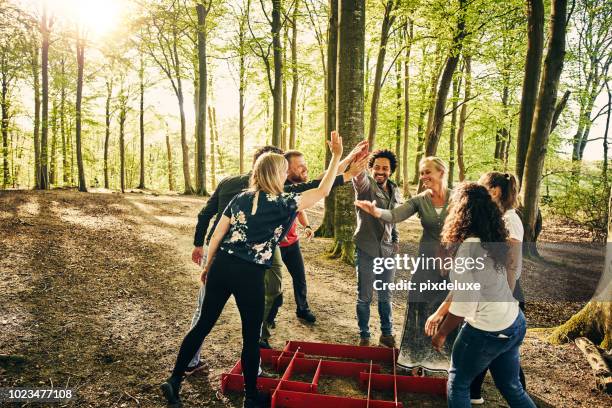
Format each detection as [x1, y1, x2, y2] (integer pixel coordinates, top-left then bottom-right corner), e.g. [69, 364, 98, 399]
[1, 191, 610, 407]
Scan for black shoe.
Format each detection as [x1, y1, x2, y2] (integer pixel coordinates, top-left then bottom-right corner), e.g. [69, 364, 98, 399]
[258, 368, 276, 378]
[296, 309, 316, 324]
[259, 339, 272, 349]
[184, 361, 206, 376]
[160, 376, 182, 406]
[243, 391, 270, 408]
[267, 320, 276, 329]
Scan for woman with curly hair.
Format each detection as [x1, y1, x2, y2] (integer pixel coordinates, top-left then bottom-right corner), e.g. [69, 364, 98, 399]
[425, 182, 535, 408]
[355, 156, 454, 370]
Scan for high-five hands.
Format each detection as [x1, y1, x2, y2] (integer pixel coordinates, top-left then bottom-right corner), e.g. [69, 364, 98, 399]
[327, 131, 343, 157]
[347, 156, 369, 178]
[354, 200, 382, 218]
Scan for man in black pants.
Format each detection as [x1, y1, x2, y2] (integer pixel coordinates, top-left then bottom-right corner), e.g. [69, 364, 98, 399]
[275, 150, 318, 324]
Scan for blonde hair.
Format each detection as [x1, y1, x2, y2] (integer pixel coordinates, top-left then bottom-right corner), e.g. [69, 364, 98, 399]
[249, 152, 287, 195]
[419, 156, 448, 186]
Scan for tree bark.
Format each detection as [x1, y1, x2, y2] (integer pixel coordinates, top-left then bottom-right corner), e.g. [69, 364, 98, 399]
[402, 20, 412, 198]
[165, 128, 175, 191]
[394, 54, 402, 185]
[208, 105, 216, 190]
[104, 79, 112, 189]
[289, 0, 299, 150]
[137, 51, 146, 189]
[1, 72, 9, 188]
[424, 0, 467, 156]
[271, 0, 283, 147]
[60, 58, 68, 185]
[457, 55, 471, 182]
[238, 0, 249, 174]
[515, 0, 544, 186]
[448, 74, 461, 189]
[49, 99, 57, 185]
[316, 0, 338, 238]
[521, 0, 567, 247]
[332, 0, 365, 265]
[39, 4, 50, 190]
[32, 45, 41, 189]
[75, 34, 87, 192]
[282, 27, 288, 150]
[195, 3, 208, 195]
[119, 100, 126, 193]
[367, 0, 398, 148]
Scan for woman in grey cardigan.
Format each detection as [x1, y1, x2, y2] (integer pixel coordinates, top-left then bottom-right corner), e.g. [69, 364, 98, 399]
[355, 156, 455, 371]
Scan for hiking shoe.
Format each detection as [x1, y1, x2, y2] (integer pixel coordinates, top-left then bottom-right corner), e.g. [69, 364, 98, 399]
[296, 309, 316, 324]
[379, 334, 396, 348]
[470, 397, 485, 405]
[184, 361, 206, 376]
[259, 339, 272, 349]
[258, 368, 276, 378]
[160, 376, 182, 406]
[359, 337, 370, 346]
[243, 391, 270, 408]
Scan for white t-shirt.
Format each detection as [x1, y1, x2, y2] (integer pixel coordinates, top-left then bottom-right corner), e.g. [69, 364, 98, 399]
[503, 209, 523, 280]
[449, 237, 519, 332]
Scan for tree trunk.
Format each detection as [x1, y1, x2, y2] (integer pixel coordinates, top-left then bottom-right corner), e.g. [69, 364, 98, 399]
[413, 45, 442, 184]
[1, 72, 9, 188]
[394, 54, 402, 185]
[316, 0, 338, 238]
[448, 75, 461, 189]
[457, 55, 471, 182]
[104, 80, 112, 189]
[424, 0, 467, 156]
[32, 46, 41, 189]
[49, 99, 57, 185]
[208, 106, 216, 190]
[60, 58, 68, 185]
[367, 0, 398, 148]
[137, 52, 146, 189]
[39, 4, 50, 190]
[119, 103, 126, 193]
[238, 1, 249, 174]
[521, 0, 567, 248]
[289, 0, 299, 150]
[75, 34, 87, 192]
[271, 0, 283, 147]
[603, 86, 611, 186]
[195, 4, 208, 195]
[515, 0, 544, 186]
[402, 20, 412, 198]
[282, 27, 288, 150]
[332, 0, 365, 265]
[165, 129, 175, 191]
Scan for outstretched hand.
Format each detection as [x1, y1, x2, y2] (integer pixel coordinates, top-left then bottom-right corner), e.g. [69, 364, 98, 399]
[347, 156, 369, 178]
[347, 140, 369, 161]
[354, 199, 382, 218]
[327, 131, 343, 157]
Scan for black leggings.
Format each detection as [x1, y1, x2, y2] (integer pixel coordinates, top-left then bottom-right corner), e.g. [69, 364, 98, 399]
[171, 250, 265, 398]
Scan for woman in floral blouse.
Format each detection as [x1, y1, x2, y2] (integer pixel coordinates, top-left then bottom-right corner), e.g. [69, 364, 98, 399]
[161, 132, 345, 408]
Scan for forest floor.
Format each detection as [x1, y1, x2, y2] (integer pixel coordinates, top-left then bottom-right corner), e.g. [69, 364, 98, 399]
[1, 190, 610, 408]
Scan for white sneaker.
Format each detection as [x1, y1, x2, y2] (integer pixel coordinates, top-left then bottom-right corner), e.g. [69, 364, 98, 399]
[470, 397, 485, 405]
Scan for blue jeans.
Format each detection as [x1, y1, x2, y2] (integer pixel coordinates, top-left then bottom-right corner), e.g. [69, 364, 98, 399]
[355, 248, 394, 338]
[448, 311, 535, 408]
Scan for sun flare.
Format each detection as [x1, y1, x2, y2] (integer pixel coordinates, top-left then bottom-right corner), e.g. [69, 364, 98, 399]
[47, 0, 121, 37]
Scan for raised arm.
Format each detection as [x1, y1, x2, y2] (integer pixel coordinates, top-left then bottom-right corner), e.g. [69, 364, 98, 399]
[296, 131, 343, 212]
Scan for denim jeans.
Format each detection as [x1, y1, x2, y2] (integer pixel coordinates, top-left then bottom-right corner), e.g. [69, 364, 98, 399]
[355, 247, 394, 338]
[448, 311, 535, 408]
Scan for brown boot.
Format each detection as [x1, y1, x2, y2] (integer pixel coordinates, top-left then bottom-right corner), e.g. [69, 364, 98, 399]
[358, 337, 370, 346]
[379, 334, 396, 348]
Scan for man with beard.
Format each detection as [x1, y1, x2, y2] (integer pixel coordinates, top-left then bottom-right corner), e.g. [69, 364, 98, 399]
[353, 149, 401, 348]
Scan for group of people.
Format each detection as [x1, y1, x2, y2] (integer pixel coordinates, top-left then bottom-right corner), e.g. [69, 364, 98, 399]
[160, 131, 535, 408]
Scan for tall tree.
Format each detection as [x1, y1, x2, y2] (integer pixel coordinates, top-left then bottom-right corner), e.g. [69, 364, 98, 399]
[402, 20, 412, 197]
[103, 75, 113, 189]
[117, 83, 129, 193]
[194, 1, 212, 196]
[367, 0, 399, 148]
[521, 0, 568, 245]
[424, 0, 467, 156]
[331, 0, 365, 264]
[145, 1, 194, 194]
[515, 0, 544, 185]
[38, 3, 52, 190]
[31, 42, 41, 189]
[448, 73, 461, 188]
[271, 0, 283, 146]
[137, 49, 146, 189]
[316, 0, 338, 238]
[289, 0, 300, 149]
[394, 50, 402, 185]
[74, 30, 87, 192]
[456, 54, 471, 182]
